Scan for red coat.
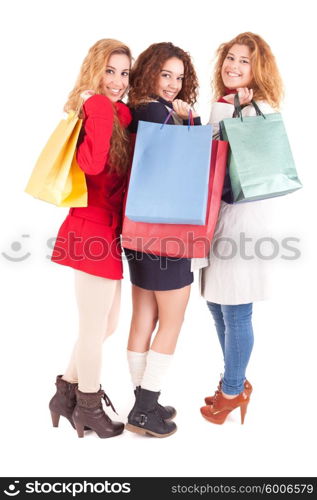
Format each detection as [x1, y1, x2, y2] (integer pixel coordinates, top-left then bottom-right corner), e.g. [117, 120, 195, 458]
[51, 95, 132, 279]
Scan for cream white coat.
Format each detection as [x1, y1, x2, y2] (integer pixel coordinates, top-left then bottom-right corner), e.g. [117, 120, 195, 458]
[199, 100, 276, 305]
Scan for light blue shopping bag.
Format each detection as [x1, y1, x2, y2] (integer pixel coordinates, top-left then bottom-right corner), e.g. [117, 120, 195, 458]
[125, 118, 213, 225]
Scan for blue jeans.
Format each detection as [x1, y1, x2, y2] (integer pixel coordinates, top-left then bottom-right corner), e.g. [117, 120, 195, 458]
[206, 302, 254, 395]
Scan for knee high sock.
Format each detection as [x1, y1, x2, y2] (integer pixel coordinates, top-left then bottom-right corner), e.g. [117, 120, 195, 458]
[141, 349, 173, 392]
[127, 350, 148, 388]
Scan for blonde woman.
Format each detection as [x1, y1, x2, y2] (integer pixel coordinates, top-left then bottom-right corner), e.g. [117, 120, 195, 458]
[49, 39, 132, 438]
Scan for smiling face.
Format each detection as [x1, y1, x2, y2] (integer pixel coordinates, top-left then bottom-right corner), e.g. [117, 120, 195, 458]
[155, 57, 184, 101]
[101, 53, 130, 102]
[221, 44, 253, 89]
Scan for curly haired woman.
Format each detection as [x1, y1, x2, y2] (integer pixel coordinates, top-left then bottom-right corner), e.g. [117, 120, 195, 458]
[48, 39, 132, 439]
[123, 42, 201, 438]
[200, 32, 284, 425]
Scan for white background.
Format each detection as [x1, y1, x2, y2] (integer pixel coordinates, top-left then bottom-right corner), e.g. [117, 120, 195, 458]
[1, 0, 316, 478]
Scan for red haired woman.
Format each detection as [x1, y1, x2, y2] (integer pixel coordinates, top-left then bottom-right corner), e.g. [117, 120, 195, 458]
[200, 33, 284, 425]
[123, 42, 201, 437]
[48, 39, 132, 439]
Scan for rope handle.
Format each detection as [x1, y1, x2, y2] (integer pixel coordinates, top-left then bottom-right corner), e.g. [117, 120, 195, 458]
[188, 109, 194, 129]
[233, 94, 266, 122]
[160, 108, 194, 130]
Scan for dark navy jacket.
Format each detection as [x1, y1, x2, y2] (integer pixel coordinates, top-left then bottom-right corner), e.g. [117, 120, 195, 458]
[128, 97, 201, 133]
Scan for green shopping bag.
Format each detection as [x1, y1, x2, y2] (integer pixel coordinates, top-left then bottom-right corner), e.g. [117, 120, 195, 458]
[220, 96, 302, 203]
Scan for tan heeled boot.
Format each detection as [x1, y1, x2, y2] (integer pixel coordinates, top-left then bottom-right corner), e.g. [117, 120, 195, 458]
[201, 389, 250, 425]
[204, 379, 253, 405]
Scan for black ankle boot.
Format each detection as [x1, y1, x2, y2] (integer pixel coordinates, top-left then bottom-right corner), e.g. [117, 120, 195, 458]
[134, 386, 176, 421]
[126, 387, 177, 437]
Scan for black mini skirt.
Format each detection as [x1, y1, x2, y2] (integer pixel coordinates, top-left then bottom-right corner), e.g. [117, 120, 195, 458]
[123, 248, 194, 291]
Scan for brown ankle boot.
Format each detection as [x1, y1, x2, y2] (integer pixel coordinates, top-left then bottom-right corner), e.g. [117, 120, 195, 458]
[49, 375, 78, 429]
[72, 388, 124, 439]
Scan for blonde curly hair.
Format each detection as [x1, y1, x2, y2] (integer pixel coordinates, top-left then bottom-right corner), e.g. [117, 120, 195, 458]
[65, 39, 132, 175]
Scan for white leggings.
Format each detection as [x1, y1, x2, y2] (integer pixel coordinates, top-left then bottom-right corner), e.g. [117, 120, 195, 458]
[62, 270, 121, 393]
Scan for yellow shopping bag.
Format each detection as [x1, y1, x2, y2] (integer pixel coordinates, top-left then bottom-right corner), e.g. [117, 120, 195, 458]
[25, 110, 87, 207]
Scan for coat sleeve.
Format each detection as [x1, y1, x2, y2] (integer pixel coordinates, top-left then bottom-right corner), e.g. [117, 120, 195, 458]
[115, 101, 132, 128]
[209, 100, 275, 122]
[182, 116, 202, 126]
[143, 102, 171, 124]
[208, 102, 234, 124]
[191, 257, 209, 272]
[76, 94, 114, 175]
[242, 101, 275, 117]
[208, 102, 234, 139]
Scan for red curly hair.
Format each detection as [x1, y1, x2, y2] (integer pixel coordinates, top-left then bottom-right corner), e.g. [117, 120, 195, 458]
[128, 42, 198, 108]
[213, 32, 284, 109]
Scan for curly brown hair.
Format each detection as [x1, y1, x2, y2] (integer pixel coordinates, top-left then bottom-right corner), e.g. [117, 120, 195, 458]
[213, 32, 284, 109]
[128, 42, 198, 108]
[64, 39, 132, 175]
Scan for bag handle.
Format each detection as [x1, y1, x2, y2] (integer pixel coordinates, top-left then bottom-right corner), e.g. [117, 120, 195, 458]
[70, 97, 85, 119]
[188, 109, 194, 129]
[160, 109, 194, 130]
[160, 109, 174, 128]
[233, 94, 266, 121]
